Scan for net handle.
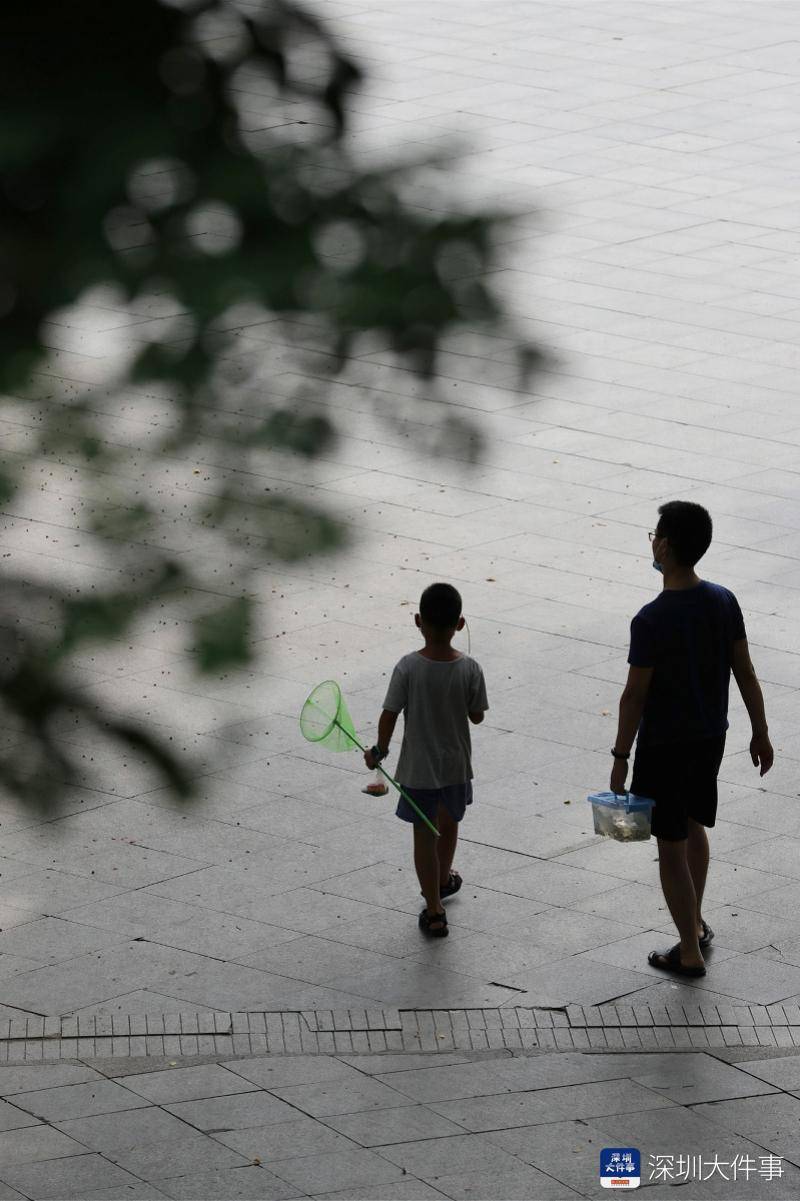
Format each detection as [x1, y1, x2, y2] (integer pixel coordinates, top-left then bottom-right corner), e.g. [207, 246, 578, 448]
[333, 719, 440, 838]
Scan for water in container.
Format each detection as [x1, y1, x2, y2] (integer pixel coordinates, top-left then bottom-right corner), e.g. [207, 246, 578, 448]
[587, 791, 654, 842]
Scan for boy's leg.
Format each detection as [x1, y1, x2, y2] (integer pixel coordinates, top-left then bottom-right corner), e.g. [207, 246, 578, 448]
[436, 804, 459, 889]
[413, 824, 446, 926]
[657, 837, 704, 967]
[687, 818, 710, 937]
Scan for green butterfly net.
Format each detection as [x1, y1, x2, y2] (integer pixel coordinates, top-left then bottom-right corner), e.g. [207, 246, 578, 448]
[299, 679, 439, 836]
[299, 680, 359, 752]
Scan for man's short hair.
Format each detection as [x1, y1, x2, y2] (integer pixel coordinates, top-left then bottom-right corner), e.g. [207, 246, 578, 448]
[657, 501, 713, 567]
[419, 582, 462, 630]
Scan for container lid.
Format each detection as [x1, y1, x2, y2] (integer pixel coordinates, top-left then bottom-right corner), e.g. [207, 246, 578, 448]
[587, 791, 654, 811]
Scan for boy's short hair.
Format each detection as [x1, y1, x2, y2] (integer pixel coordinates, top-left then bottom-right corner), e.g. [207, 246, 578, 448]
[656, 501, 713, 567]
[419, 582, 462, 630]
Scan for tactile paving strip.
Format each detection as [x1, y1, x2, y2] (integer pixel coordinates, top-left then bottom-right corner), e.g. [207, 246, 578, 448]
[2, 1004, 800, 1061]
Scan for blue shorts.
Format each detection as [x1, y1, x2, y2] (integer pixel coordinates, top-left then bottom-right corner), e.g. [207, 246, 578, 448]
[396, 781, 473, 827]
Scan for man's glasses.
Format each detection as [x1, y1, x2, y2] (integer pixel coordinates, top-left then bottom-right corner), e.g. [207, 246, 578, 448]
[648, 531, 660, 542]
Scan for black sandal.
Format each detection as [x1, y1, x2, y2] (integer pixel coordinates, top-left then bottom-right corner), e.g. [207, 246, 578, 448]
[699, 920, 714, 949]
[440, 871, 462, 899]
[648, 944, 705, 978]
[419, 908, 448, 938]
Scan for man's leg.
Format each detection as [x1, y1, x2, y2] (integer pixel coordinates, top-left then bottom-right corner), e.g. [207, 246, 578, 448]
[657, 837, 704, 967]
[436, 805, 458, 889]
[687, 818, 710, 937]
[414, 824, 445, 927]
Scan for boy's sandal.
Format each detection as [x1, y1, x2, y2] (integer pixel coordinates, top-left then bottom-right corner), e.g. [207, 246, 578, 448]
[419, 908, 448, 938]
[648, 944, 706, 978]
[440, 871, 462, 899]
[699, 920, 714, 949]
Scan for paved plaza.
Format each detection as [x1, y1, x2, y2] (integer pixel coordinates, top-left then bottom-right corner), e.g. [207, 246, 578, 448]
[4, 0, 800, 1196]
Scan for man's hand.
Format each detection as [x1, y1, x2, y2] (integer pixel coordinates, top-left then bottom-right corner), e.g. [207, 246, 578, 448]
[750, 731, 774, 776]
[610, 758, 628, 796]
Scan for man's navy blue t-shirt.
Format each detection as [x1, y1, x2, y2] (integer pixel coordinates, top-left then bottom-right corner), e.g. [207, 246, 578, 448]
[628, 580, 746, 747]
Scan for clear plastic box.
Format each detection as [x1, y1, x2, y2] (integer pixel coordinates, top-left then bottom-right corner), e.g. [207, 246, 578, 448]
[587, 791, 654, 842]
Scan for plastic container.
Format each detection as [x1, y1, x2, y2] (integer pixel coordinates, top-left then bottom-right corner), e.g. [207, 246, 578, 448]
[587, 791, 654, 842]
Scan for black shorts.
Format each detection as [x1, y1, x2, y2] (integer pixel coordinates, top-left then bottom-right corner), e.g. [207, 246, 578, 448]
[396, 781, 472, 827]
[630, 734, 726, 842]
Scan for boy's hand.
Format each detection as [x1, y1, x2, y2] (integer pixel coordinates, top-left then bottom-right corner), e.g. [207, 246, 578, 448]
[610, 758, 628, 796]
[364, 748, 378, 770]
[750, 731, 774, 776]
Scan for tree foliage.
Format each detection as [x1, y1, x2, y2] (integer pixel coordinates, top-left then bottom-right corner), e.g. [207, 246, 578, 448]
[0, 0, 539, 805]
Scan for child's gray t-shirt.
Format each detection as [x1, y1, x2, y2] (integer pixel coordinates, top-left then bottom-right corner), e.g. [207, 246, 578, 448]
[383, 652, 488, 789]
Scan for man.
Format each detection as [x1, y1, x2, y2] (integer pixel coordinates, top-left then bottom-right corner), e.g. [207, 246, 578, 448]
[611, 501, 773, 977]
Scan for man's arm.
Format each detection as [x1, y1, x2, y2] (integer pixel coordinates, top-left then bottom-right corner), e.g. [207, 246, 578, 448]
[610, 665, 653, 792]
[364, 709, 398, 769]
[732, 639, 774, 776]
[468, 711, 484, 725]
[614, 665, 654, 754]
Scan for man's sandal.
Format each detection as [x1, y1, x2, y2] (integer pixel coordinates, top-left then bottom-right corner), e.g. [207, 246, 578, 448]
[440, 871, 462, 899]
[419, 908, 448, 938]
[699, 921, 714, 949]
[648, 944, 706, 978]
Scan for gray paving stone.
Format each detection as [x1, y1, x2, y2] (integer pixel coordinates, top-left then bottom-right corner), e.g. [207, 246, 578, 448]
[315, 1184, 444, 1201]
[156, 1166, 299, 1200]
[631, 1055, 779, 1105]
[222, 1055, 361, 1090]
[267, 1147, 406, 1196]
[0, 1184, 26, 1201]
[239, 936, 407, 987]
[431, 1078, 675, 1133]
[693, 1090, 800, 1164]
[375, 1133, 530, 1183]
[504, 954, 652, 1007]
[76, 1186, 168, 1201]
[372, 1062, 514, 1105]
[0, 1124, 89, 1167]
[107, 1134, 251, 1181]
[484, 1116, 616, 1193]
[117, 1064, 260, 1104]
[54, 1107, 198, 1154]
[270, 1076, 415, 1119]
[213, 1116, 355, 1162]
[165, 1091, 299, 1133]
[324, 1103, 466, 1147]
[9, 1079, 149, 1123]
[0, 1153, 146, 1200]
[733, 1053, 800, 1092]
[0, 1100, 42, 1132]
[687, 953, 800, 1005]
[432, 1165, 583, 1200]
[339, 1052, 480, 1075]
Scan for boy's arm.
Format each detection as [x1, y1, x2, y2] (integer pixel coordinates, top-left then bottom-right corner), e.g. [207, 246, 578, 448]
[732, 638, 774, 775]
[468, 664, 488, 725]
[364, 709, 399, 769]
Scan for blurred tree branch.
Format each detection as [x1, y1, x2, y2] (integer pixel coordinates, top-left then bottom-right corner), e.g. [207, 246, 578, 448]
[0, 0, 541, 805]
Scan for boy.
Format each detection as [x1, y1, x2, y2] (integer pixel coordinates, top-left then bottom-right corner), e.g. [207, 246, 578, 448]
[611, 501, 773, 977]
[365, 582, 488, 938]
